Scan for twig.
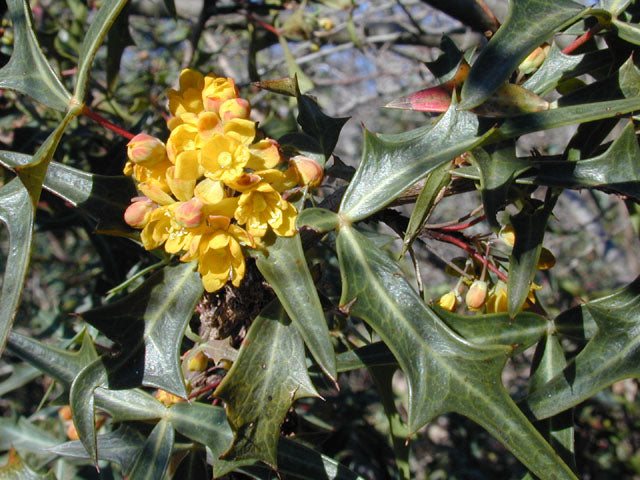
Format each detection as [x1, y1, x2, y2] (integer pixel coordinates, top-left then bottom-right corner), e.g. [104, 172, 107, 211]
[82, 106, 135, 140]
[562, 23, 602, 55]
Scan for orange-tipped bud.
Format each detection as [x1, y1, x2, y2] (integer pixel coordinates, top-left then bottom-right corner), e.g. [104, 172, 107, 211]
[466, 280, 488, 310]
[66, 423, 79, 441]
[124, 198, 157, 228]
[174, 198, 205, 228]
[219, 98, 251, 122]
[187, 351, 209, 371]
[127, 133, 166, 166]
[438, 291, 458, 312]
[519, 44, 550, 75]
[58, 405, 73, 421]
[291, 155, 324, 188]
[154, 389, 184, 406]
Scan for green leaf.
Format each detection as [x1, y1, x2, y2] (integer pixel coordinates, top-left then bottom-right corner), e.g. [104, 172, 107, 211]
[47, 425, 145, 475]
[0, 0, 71, 111]
[0, 178, 34, 354]
[525, 276, 640, 419]
[0, 416, 59, 452]
[74, 0, 129, 102]
[459, 0, 585, 110]
[0, 448, 57, 480]
[472, 144, 531, 230]
[297, 95, 349, 161]
[214, 300, 319, 467]
[81, 261, 203, 397]
[435, 306, 548, 355]
[339, 100, 492, 222]
[614, 18, 640, 45]
[507, 199, 554, 317]
[167, 402, 253, 477]
[0, 364, 40, 397]
[127, 419, 174, 480]
[106, 3, 134, 92]
[600, 0, 633, 15]
[254, 233, 337, 380]
[336, 225, 576, 479]
[401, 162, 451, 254]
[335, 342, 396, 372]
[0, 152, 137, 232]
[296, 207, 339, 233]
[278, 36, 314, 94]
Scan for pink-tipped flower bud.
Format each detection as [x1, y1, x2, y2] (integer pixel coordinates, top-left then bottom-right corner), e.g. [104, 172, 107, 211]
[465, 280, 488, 310]
[292, 155, 324, 188]
[127, 133, 166, 166]
[219, 98, 251, 122]
[124, 198, 157, 228]
[438, 291, 458, 312]
[174, 197, 205, 228]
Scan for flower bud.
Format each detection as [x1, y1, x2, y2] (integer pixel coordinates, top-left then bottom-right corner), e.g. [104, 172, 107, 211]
[499, 224, 516, 247]
[438, 291, 458, 312]
[537, 247, 556, 270]
[58, 405, 73, 421]
[219, 98, 251, 122]
[127, 133, 166, 166]
[187, 351, 209, 371]
[66, 423, 79, 441]
[519, 44, 550, 75]
[174, 197, 205, 228]
[466, 280, 488, 310]
[155, 389, 184, 406]
[291, 155, 324, 188]
[124, 198, 157, 228]
[318, 17, 334, 30]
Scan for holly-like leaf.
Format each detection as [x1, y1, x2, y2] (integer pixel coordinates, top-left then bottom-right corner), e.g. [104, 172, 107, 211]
[0, 448, 57, 480]
[127, 419, 174, 480]
[336, 225, 576, 479]
[339, 100, 493, 223]
[106, 3, 134, 92]
[508, 198, 555, 317]
[0, 0, 71, 111]
[80, 261, 203, 397]
[335, 342, 396, 372]
[0, 151, 137, 231]
[255, 232, 337, 381]
[527, 121, 640, 200]
[472, 144, 531, 230]
[74, 0, 129, 102]
[297, 95, 349, 161]
[459, 0, 585, 110]
[214, 300, 319, 467]
[48, 425, 145, 475]
[0, 363, 40, 397]
[0, 178, 34, 354]
[296, 207, 339, 233]
[0, 416, 59, 453]
[167, 402, 254, 477]
[525, 276, 640, 419]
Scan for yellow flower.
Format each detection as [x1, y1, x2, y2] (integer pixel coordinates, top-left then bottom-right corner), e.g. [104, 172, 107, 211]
[155, 389, 184, 406]
[200, 134, 250, 184]
[291, 155, 324, 188]
[124, 197, 157, 228]
[202, 74, 239, 113]
[486, 281, 508, 313]
[140, 206, 173, 250]
[234, 183, 297, 237]
[219, 98, 251, 122]
[438, 291, 458, 312]
[168, 69, 205, 117]
[499, 224, 516, 247]
[127, 133, 166, 166]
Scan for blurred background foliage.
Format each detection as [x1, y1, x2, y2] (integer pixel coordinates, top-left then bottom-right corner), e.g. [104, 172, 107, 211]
[0, 0, 639, 478]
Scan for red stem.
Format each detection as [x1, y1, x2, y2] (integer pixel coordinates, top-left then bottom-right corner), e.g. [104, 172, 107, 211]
[428, 230, 508, 282]
[188, 380, 221, 400]
[562, 23, 602, 55]
[246, 12, 280, 36]
[82, 106, 135, 141]
[439, 214, 487, 232]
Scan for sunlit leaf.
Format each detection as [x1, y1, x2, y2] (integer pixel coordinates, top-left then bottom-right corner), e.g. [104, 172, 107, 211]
[278, 37, 314, 94]
[339, 100, 492, 222]
[296, 207, 339, 233]
[0, 0, 71, 111]
[127, 419, 173, 480]
[525, 276, 640, 419]
[613, 18, 640, 45]
[214, 300, 319, 467]
[255, 233, 337, 381]
[460, 0, 585, 109]
[336, 225, 576, 479]
[0, 178, 34, 354]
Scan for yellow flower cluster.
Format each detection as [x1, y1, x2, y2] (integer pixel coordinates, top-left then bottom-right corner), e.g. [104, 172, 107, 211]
[124, 69, 320, 292]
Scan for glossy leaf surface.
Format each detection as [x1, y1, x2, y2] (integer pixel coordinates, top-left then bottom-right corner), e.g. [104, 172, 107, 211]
[336, 225, 576, 479]
[214, 301, 319, 467]
[127, 419, 173, 480]
[460, 0, 585, 109]
[296, 207, 340, 233]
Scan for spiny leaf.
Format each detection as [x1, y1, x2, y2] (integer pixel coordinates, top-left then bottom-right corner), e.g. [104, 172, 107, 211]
[297, 95, 349, 161]
[80, 261, 203, 397]
[254, 232, 337, 381]
[0, 364, 40, 397]
[0, 448, 57, 480]
[336, 225, 576, 479]
[335, 342, 396, 372]
[0, 0, 71, 111]
[278, 36, 314, 94]
[127, 419, 174, 480]
[166, 402, 254, 477]
[74, 0, 129, 101]
[339, 99, 493, 222]
[0, 416, 58, 453]
[459, 0, 585, 110]
[214, 300, 319, 467]
[0, 178, 34, 354]
[525, 276, 640, 419]
[0, 151, 137, 232]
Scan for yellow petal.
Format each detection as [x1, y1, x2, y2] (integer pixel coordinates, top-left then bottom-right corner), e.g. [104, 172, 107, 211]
[175, 151, 201, 181]
[247, 139, 281, 170]
[194, 178, 225, 205]
[223, 118, 256, 145]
